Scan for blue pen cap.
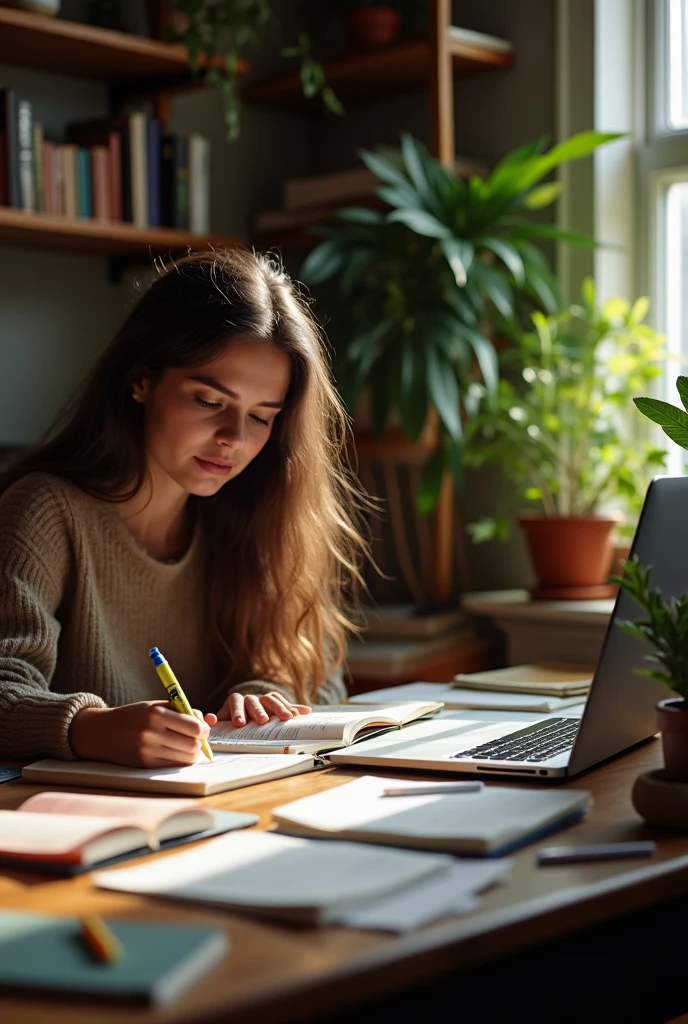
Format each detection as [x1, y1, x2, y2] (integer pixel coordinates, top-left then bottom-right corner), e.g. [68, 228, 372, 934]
[149, 647, 166, 667]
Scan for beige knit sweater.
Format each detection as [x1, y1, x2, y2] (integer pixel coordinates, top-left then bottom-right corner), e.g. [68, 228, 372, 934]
[0, 473, 346, 761]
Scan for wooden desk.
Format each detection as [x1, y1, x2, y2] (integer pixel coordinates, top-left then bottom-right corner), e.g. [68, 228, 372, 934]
[0, 740, 686, 1024]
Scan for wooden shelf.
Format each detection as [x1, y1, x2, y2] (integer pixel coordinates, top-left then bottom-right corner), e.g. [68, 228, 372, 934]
[242, 31, 513, 112]
[0, 207, 242, 258]
[0, 8, 246, 87]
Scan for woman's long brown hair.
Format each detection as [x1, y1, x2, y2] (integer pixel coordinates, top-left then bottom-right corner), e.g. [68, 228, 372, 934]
[0, 249, 370, 702]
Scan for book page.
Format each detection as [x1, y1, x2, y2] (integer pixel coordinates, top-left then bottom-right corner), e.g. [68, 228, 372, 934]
[95, 830, 454, 913]
[0, 811, 148, 858]
[18, 792, 213, 842]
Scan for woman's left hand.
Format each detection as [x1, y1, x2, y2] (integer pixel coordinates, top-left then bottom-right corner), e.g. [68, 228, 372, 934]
[216, 690, 311, 727]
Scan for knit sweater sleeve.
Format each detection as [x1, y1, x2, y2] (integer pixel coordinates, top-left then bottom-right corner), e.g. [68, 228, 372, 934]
[0, 476, 106, 760]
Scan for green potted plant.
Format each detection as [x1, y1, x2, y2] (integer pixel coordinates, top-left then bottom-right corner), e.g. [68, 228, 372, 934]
[166, 0, 342, 139]
[463, 280, 667, 596]
[611, 555, 688, 782]
[300, 131, 622, 515]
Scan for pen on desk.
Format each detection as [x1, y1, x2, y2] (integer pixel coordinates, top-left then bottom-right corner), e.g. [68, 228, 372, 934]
[80, 915, 125, 964]
[149, 647, 213, 763]
[381, 782, 484, 797]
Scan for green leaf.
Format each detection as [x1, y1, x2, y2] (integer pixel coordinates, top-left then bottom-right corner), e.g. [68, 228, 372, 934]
[335, 206, 384, 224]
[400, 133, 432, 204]
[359, 148, 411, 190]
[633, 397, 688, 450]
[676, 376, 688, 415]
[524, 181, 563, 209]
[299, 238, 346, 284]
[426, 345, 462, 440]
[477, 238, 525, 285]
[440, 239, 473, 285]
[386, 208, 452, 239]
[455, 325, 499, 400]
[418, 447, 446, 516]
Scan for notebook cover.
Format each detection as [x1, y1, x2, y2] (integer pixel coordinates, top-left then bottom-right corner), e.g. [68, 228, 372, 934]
[0, 912, 228, 1005]
[0, 809, 257, 877]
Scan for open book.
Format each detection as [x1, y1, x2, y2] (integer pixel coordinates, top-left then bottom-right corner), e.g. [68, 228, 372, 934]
[208, 701, 443, 754]
[0, 791, 257, 873]
[22, 752, 317, 797]
[272, 776, 592, 856]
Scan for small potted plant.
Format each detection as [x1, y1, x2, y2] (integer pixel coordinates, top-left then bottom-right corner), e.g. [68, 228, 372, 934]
[463, 279, 667, 598]
[611, 555, 688, 782]
[334, 0, 410, 51]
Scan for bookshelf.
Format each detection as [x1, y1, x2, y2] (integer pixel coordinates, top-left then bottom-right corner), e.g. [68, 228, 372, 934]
[242, 30, 513, 113]
[0, 8, 245, 261]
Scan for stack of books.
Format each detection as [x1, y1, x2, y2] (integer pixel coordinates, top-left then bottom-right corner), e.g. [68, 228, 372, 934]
[345, 604, 494, 693]
[0, 87, 211, 232]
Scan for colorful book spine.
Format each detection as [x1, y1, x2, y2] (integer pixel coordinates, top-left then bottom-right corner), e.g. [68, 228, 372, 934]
[42, 139, 54, 213]
[146, 117, 162, 228]
[108, 130, 122, 222]
[61, 144, 77, 219]
[161, 133, 189, 229]
[129, 111, 148, 227]
[90, 145, 111, 221]
[76, 147, 92, 218]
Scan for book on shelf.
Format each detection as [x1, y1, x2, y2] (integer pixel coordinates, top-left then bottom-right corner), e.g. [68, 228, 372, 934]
[22, 751, 318, 796]
[452, 663, 594, 698]
[349, 680, 588, 714]
[0, 911, 228, 1006]
[67, 117, 127, 221]
[33, 120, 43, 212]
[90, 144, 111, 221]
[76, 147, 92, 218]
[0, 87, 20, 208]
[362, 603, 468, 639]
[129, 110, 148, 227]
[346, 624, 476, 680]
[447, 25, 514, 53]
[161, 132, 189, 229]
[0, 790, 257, 874]
[17, 98, 34, 212]
[61, 143, 77, 218]
[207, 701, 443, 754]
[95, 829, 457, 927]
[272, 775, 592, 857]
[189, 132, 211, 234]
[146, 116, 162, 227]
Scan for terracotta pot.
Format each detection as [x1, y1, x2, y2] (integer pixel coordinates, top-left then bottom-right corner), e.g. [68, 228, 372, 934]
[343, 7, 401, 51]
[656, 698, 688, 782]
[519, 515, 618, 600]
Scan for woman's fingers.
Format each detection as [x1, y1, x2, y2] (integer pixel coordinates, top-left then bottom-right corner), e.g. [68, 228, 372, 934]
[244, 695, 270, 724]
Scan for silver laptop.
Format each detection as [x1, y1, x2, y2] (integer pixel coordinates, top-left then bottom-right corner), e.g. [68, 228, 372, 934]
[330, 475, 683, 780]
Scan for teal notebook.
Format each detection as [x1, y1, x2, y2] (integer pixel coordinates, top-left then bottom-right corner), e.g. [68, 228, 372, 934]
[0, 912, 228, 1005]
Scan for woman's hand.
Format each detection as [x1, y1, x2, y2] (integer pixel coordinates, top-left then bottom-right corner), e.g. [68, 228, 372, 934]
[216, 690, 311, 727]
[69, 701, 217, 768]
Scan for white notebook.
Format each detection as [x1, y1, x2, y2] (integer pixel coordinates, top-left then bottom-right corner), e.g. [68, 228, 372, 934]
[94, 830, 455, 926]
[208, 702, 442, 754]
[22, 753, 317, 797]
[272, 775, 592, 856]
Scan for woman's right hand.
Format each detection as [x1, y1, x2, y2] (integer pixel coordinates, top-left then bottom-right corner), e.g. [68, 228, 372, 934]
[69, 701, 217, 767]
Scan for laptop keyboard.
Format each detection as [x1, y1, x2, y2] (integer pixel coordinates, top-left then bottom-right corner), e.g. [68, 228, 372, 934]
[451, 717, 580, 763]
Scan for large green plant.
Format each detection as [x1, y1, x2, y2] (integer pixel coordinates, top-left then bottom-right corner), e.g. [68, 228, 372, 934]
[168, 0, 342, 140]
[300, 130, 621, 512]
[464, 280, 667, 541]
[634, 374, 688, 449]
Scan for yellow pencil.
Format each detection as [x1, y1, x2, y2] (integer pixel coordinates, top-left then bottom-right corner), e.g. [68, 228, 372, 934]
[149, 647, 214, 762]
[80, 914, 125, 964]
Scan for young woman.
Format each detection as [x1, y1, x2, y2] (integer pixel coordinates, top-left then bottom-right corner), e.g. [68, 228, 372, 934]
[0, 249, 368, 768]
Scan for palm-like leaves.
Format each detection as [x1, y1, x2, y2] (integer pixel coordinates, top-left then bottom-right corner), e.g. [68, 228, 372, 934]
[300, 130, 622, 511]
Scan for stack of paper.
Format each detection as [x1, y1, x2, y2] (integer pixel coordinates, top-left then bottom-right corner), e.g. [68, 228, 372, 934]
[94, 830, 510, 933]
[453, 663, 594, 698]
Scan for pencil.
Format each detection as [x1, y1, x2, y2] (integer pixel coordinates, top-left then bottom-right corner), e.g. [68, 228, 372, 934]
[80, 914, 125, 963]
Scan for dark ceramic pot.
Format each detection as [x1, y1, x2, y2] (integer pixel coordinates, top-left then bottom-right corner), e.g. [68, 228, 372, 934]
[343, 7, 401, 51]
[656, 698, 688, 782]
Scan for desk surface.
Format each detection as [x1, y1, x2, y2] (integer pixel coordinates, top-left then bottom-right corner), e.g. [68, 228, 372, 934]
[0, 740, 685, 1024]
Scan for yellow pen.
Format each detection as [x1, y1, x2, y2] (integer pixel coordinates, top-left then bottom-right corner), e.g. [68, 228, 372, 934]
[80, 914, 124, 964]
[149, 647, 213, 763]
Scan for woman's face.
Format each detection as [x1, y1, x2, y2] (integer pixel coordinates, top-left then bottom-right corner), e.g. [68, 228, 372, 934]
[133, 335, 292, 497]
